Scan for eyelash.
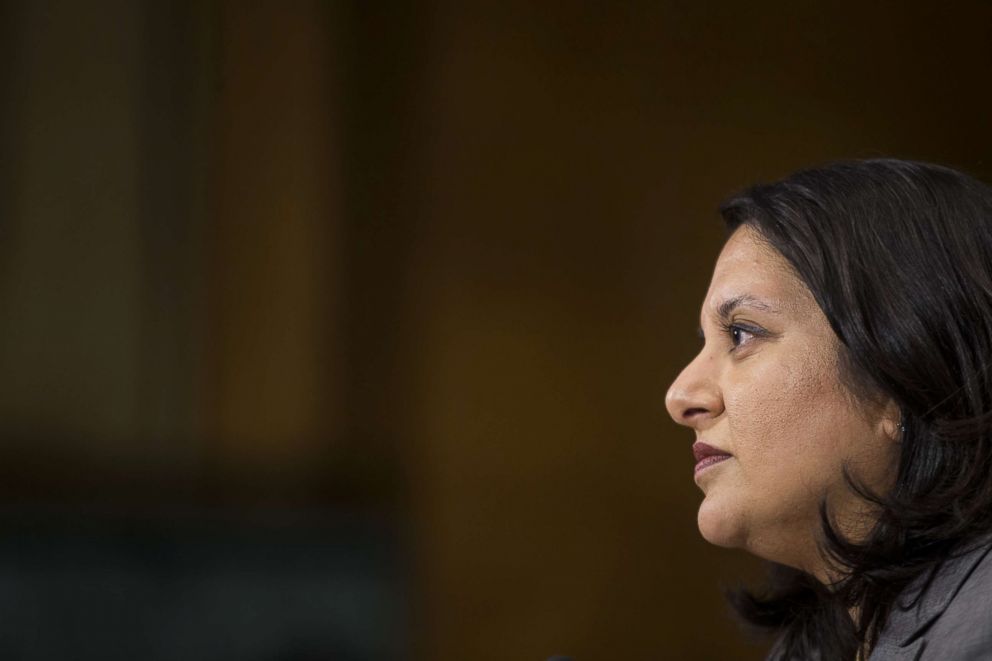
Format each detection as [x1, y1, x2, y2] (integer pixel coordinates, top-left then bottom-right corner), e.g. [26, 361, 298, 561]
[719, 320, 765, 352]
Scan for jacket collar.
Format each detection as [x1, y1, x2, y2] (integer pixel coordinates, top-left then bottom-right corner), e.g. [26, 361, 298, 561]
[880, 538, 992, 647]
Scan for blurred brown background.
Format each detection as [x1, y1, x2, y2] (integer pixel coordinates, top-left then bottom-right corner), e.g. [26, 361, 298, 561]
[1, 1, 991, 660]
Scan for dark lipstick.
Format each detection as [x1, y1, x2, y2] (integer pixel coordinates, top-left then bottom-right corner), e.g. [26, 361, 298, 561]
[692, 441, 732, 475]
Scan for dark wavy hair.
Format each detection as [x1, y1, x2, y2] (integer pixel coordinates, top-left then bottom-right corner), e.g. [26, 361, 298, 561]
[719, 159, 992, 659]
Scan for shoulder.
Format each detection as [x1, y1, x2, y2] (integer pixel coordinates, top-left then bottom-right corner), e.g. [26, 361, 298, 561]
[873, 538, 992, 660]
[921, 541, 992, 658]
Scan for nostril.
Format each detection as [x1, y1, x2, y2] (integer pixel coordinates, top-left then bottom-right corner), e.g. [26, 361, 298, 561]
[682, 407, 709, 420]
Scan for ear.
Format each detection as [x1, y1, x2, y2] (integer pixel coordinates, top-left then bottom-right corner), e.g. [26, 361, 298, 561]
[877, 398, 903, 442]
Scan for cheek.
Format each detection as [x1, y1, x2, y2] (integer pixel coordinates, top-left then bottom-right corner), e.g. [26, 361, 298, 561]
[723, 350, 847, 491]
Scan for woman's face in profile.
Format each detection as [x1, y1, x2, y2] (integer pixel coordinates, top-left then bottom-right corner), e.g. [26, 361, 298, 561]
[665, 226, 898, 575]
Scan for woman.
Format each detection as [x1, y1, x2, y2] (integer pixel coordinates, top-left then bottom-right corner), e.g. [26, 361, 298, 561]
[666, 159, 992, 660]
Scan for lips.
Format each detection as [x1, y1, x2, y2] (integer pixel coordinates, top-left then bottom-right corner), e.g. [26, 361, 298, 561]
[692, 441, 732, 475]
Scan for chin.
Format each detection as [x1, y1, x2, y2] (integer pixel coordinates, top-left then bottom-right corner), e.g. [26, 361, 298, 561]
[697, 496, 746, 549]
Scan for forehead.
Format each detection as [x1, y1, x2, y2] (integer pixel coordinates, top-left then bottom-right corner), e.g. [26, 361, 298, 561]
[703, 226, 813, 316]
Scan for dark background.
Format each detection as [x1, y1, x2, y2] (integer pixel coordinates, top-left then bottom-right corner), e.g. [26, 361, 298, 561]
[1, 1, 991, 659]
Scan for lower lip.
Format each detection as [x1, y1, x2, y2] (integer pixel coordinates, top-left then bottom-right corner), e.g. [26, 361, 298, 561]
[694, 454, 731, 476]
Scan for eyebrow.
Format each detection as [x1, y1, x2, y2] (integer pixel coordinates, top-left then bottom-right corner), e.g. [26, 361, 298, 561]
[696, 294, 780, 338]
[715, 294, 779, 321]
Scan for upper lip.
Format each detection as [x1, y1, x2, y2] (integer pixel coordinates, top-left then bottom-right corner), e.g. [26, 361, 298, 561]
[692, 441, 732, 463]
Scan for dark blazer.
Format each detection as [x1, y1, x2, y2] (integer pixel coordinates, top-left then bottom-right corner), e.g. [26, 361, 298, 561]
[766, 539, 992, 660]
[869, 538, 992, 660]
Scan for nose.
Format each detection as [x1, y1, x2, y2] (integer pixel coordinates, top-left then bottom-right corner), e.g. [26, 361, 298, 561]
[665, 350, 723, 428]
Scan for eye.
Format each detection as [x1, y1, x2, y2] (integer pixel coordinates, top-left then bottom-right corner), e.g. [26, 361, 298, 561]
[722, 321, 764, 352]
[728, 324, 751, 348]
